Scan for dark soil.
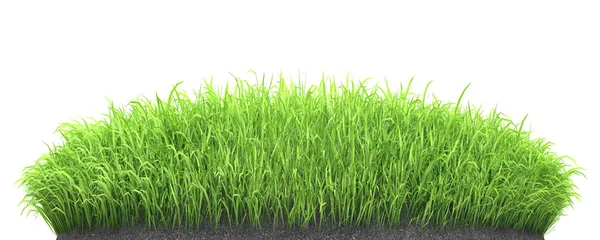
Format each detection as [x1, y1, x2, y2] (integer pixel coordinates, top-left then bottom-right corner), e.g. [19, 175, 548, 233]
[57, 223, 544, 240]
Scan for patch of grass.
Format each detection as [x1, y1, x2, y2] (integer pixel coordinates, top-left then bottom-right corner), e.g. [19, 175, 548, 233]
[17, 73, 582, 235]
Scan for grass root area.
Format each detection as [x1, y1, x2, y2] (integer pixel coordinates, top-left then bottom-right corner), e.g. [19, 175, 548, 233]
[57, 224, 544, 240]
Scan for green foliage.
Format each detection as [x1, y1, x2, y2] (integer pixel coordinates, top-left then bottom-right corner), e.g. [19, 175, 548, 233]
[17, 74, 582, 235]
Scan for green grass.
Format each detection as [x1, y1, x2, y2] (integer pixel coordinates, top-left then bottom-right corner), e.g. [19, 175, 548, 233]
[18, 74, 582, 235]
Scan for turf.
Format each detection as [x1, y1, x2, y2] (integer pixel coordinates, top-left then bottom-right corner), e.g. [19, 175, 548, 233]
[18, 74, 582, 236]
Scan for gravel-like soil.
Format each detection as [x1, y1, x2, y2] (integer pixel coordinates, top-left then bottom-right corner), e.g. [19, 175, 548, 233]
[57, 223, 544, 240]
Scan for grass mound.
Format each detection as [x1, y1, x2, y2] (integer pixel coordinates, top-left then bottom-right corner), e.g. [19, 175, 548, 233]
[18, 75, 582, 235]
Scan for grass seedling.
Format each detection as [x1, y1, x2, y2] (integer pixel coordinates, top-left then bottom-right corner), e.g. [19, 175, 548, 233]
[17, 74, 582, 235]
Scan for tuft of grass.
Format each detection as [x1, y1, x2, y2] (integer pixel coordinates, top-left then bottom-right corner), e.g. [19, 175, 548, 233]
[17, 73, 582, 235]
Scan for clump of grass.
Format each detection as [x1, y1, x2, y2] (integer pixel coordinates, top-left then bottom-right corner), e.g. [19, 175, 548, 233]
[18, 74, 582, 235]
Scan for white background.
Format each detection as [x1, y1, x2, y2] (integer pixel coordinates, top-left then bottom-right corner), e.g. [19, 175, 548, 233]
[1, 1, 598, 239]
